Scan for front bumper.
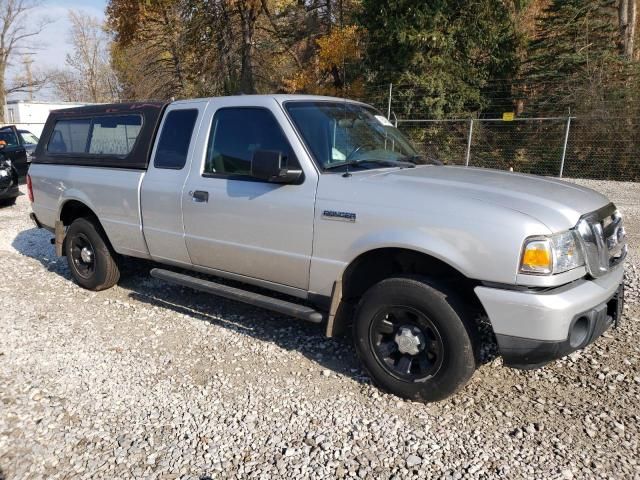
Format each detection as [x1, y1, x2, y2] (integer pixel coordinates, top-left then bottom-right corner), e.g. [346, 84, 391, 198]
[475, 263, 624, 369]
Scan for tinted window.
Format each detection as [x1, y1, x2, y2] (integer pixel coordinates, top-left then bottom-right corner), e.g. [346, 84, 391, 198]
[47, 115, 142, 155]
[204, 108, 297, 176]
[48, 119, 91, 154]
[88, 115, 142, 155]
[154, 109, 198, 169]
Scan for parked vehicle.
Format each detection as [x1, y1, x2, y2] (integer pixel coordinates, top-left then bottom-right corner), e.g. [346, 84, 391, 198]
[27, 97, 626, 401]
[0, 153, 19, 206]
[0, 125, 39, 178]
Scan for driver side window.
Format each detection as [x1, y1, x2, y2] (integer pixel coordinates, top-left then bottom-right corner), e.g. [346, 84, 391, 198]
[204, 107, 298, 177]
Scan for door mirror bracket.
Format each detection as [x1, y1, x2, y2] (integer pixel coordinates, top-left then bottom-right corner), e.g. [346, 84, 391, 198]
[251, 150, 302, 184]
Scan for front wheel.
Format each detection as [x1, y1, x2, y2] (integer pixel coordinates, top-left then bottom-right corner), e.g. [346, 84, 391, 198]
[64, 217, 120, 291]
[353, 276, 478, 402]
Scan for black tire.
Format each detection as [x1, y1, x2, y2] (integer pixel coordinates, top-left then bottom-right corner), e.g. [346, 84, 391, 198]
[0, 196, 17, 207]
[64, 217, 120, 291]
[353, 276, 478, 402]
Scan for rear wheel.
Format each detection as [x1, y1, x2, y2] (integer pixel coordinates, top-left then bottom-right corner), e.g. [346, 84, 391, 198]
[353, 276, 477, 402]
[64, 217, 120, 291]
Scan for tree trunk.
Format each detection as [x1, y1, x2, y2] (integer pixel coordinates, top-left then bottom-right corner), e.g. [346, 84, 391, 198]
[0, 75, 7, 123]
[239, 20, 255, 94]
[237, 2, 258, 94]
[629, 0, 637, 59]
[619, 0, 637, 59]
[0, 65, 5, 124]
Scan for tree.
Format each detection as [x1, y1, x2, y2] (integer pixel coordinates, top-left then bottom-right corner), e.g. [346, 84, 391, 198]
[48, 69, 83, 102]
[360, 0, 520, 118]
[108, 0, 365, 98]
[0, 0, 50, 122]
[50, 10, 119, 103]
[182, 0, 263, 94]
[282, 25, 365, 96]
[525, 0, 626, 112]
[107, 0, 189, 100]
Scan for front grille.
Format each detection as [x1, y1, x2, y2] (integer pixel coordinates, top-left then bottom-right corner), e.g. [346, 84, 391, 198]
[576, 203, 627, 278]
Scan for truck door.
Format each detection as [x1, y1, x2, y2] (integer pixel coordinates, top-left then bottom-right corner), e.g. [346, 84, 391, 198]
[181, 97, 318, 292]
[141, 101, 207, 264]
[0, 126, 28, 177]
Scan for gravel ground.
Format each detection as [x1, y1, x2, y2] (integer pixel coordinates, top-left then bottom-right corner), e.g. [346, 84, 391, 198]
[1, 180, 639, 480]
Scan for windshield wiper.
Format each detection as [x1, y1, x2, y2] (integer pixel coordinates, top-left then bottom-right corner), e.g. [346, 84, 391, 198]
[324, 158, 415, 171]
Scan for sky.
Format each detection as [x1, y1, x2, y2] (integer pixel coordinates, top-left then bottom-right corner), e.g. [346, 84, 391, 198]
[7, 0, 107, 101]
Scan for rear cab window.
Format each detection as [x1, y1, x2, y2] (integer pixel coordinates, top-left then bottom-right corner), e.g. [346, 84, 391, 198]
[154, 109, 199, 170]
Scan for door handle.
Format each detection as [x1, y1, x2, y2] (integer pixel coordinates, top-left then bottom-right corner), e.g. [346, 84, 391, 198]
[190, 190, 209, 203]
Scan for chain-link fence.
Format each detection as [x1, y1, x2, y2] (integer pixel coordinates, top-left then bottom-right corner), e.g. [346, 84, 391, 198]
[396, 116, 640, 182]
[352, 79, 640, 182]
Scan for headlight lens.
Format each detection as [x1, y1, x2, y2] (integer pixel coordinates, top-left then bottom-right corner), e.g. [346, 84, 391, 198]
[520, 231, 584, 275]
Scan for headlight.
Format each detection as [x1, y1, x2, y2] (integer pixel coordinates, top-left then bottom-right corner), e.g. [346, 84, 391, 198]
[520, 231, 584, 275]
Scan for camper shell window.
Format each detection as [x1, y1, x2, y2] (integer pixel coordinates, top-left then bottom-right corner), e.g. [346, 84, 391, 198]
[33, 102, 167, 169]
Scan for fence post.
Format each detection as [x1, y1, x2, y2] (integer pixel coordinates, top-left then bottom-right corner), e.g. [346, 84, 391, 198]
[465, 118, 474, 167]
[387, 83, 393, 120]
[559, 116, 572, 178]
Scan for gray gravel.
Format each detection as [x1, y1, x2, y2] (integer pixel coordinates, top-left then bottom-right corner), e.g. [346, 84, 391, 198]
[1, 182, 639, 479]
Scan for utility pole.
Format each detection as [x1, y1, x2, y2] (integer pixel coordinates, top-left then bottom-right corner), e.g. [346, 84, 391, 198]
[23, 56, 34, 101]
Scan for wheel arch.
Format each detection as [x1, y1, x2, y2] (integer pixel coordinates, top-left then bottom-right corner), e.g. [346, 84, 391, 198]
[326, 247, 485, 337]
[59, 199, 99, 226]
[58, 198, 115, 253]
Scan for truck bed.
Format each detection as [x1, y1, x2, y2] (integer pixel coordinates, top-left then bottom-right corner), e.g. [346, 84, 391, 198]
[30, 163, 150, 258]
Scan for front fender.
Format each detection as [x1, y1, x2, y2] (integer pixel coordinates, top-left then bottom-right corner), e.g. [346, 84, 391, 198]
[309, 208, 549, 297]
[345, 228, 479, 280]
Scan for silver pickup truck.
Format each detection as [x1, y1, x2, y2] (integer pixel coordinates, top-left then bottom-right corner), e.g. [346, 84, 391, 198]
[27, 95, 627, 402]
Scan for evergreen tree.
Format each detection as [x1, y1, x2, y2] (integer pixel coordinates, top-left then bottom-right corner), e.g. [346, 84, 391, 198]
[360, 0, 520, 118]
[525, 0, 624, 112]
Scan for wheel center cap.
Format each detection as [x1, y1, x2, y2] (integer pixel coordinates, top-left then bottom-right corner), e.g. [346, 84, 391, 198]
[394, 326, 425, 356]
[80, 247, 93, 264]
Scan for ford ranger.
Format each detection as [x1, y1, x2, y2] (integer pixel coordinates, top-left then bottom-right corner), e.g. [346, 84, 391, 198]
[27, 96, 627, 402]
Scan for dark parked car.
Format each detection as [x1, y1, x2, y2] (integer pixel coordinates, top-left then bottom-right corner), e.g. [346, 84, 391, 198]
[0, 152, 19, 206]
[0, 125, 39, 178]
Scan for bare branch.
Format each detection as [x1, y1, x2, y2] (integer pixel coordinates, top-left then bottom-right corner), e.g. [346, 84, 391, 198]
[49, 9, 120, 103]
[0, 0, 54, 121]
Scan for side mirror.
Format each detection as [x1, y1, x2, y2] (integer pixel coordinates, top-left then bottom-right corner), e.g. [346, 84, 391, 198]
[251, 150, 302, 184]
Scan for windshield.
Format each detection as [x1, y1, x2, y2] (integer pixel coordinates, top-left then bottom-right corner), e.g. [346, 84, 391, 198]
[19, 131, 39, 145]
[285, 101, 421, 171]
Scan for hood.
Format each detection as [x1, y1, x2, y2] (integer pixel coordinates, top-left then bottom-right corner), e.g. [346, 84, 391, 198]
[365, 166, 610, 232]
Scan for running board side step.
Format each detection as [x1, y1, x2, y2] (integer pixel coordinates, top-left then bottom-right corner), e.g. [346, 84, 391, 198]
[150, 268, 324, 324]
